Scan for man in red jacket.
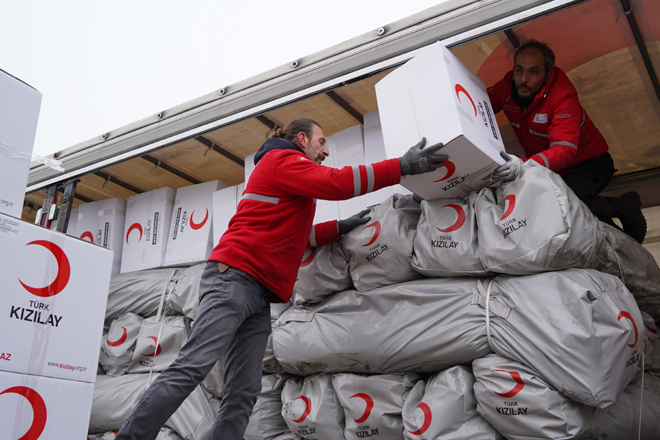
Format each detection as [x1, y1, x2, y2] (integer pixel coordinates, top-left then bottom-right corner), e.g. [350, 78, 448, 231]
[116, 117, 447, 440]
[488, 40, 646, 243]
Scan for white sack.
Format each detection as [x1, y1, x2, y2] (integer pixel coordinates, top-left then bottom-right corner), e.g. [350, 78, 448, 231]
[244, 374, 291, 440]
[478, 269, 644, 407]
[598, 374, 660, 440]
[99, 312, 143, 376]
[475, 161, 603, 275]
[281, 374, 346, 439]
[169, 262, 205, 319]
[105, 268, 179, 326]
[89, 373, 219, 439]
[332, 373, 419, 440]
[263, 303, 290, 374]
[402, 365, 503, 440]
[291, 241, 352, 306]
[127, 315, 189, 374]
[273, 278, 490, 375]
[342, 194, 423, 292]
[473, 354, 606, 440]
[412, 193, 489, 277]
[641, 312, 659, 372]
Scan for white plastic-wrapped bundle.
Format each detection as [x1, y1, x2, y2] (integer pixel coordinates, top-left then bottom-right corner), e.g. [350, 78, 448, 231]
[273, 277, 490, 375]
[472, 354, 606, 439]
[641, 312, 659, 372]
[477, 269, 644, 407]
[402, 365, 503, 440]
[341, 194, 423, 292]
[281, 374, 346, 439]
[89, 373, 219, 439]
[244, 374, 292, 440]
[332, 373, 419, 440]
[291, 241, 352, 306]
[169, 263, 206, 319]
[474, 161, 603, 275]
[412, 193, 489, 277]
[263, 303, 290, 375]
[127, 315, 190, 374]
[99, 312, 143, 376]
[105, 268, 179, 327]
[598, 374, 660, 439]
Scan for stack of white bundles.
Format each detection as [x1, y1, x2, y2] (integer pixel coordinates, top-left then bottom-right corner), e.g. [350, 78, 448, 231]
[291, 240, 352, 306]
[127, 316, 189, 374]
[412, 192, 488, 277]
[104, 268, 180, 327]
[474, 161, 602, 275]
[332, 373, 419, 440]
[341, 193, 423, 292]
[263, 303, 290, 375]
[281, 373, 346, 439]
[99, 312, 144, 376]
[244, 374, 292, 440]
[475, 269, 644, 408]
[402, 365, 503, 439]
[273, 277, 491, 375]
[472, 354, 606, 439]
[89, 373, 219, 439]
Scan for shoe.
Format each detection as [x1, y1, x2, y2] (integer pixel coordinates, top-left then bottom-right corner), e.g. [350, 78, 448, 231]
[615, 192, 647, 244]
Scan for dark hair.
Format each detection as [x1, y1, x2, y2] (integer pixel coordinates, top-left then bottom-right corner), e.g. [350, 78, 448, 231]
[266, 117, 321, 146]
[513, 40, 555, 74]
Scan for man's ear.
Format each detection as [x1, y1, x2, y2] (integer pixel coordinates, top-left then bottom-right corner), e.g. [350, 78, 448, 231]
[297, 131, 307, 149]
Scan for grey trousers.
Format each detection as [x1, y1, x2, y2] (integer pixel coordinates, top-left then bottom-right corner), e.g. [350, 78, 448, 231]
[116, 261, 272, 440]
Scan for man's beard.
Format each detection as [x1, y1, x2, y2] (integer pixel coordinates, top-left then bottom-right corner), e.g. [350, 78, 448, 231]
[511, 80, 537, 108]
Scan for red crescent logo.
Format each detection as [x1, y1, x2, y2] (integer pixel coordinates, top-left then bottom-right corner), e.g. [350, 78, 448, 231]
[291, 395, 312, 423]
[361, 221, 381, 247]
[492, 369, 525, 398]
[455, 84, 477, 117]
[300, 248, 316, 267]
[499, 195, 516, 221]
[189, 208, 209, 230]
[140, 336, 162, 357]
[126, 223, 143, 244]
[435, 204, 466, 233]
[1, 386, 47, 439]
[18, 240, 71, 297]
[80, 231, 94, 242]
[349, 393, 374, 423]
[618, 311, 639, 348]
[406, 401, 432, 435]
[646, 324, 658, 335]
[433, 160, 456, 182]
[106, 327, 128, 347]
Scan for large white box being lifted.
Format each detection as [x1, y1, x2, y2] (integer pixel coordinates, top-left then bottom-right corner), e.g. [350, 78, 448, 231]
[375, 42, 506, 200]
[0, 213, 113, 383]
[0, 69, 42, 218]
[120, 187, 175, 273]
[0, 370, 95, 439]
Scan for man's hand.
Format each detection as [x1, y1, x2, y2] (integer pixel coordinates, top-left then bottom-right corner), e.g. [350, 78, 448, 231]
[398, 138, 448, 176]
[337, 209, 371, 235]
[492, 151, 523, 181]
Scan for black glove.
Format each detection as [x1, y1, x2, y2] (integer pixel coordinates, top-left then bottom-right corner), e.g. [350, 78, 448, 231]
[398, 137, 448, 176]
[337, 209, 371, 235]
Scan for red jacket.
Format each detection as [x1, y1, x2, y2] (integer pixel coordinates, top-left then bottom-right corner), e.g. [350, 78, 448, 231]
[487, 67, 608, 175]
[208, 138, 402, 302]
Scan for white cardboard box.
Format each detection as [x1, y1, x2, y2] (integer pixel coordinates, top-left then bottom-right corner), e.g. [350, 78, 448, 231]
[164, 181, 222, 266]
[0, 214, 112, 383]
[0, 370, 95, 439]
[375, 42, 505, 200]
[120, 187, 175, 273]
[75, 198, 126, 274]
[0, 70, 42, 218]
[212, 185, 239, 246]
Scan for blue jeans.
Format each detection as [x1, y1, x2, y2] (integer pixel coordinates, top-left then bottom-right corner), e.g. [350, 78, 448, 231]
[116, 261, 272, 440]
